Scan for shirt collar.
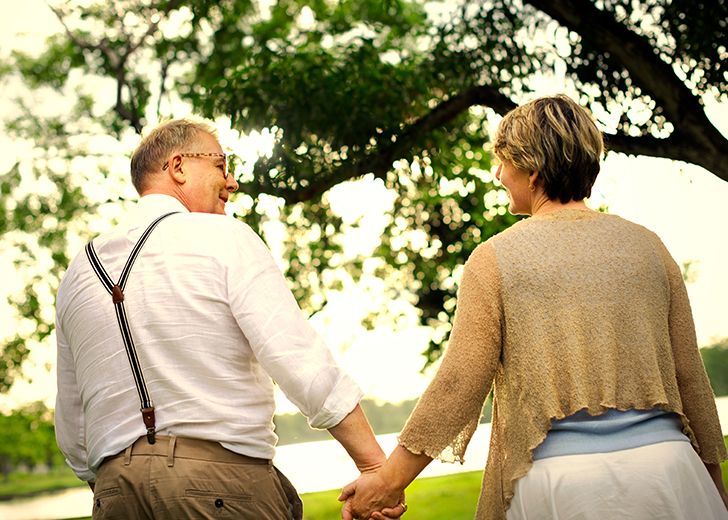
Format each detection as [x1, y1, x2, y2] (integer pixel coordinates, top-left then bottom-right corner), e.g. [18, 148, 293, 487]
[128, 194, 190, 229]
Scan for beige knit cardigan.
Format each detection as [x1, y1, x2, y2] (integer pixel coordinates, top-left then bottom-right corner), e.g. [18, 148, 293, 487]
[399, 208, 727, 519]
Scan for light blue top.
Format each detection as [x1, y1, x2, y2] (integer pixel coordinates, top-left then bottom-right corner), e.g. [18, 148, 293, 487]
[532, 408, 690, 460]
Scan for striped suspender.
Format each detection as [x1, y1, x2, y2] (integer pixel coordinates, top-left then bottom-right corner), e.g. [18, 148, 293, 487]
[84, 211, 178, 445]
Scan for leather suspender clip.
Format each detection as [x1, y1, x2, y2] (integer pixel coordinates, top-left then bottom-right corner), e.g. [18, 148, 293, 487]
[141, 406, 156, 444]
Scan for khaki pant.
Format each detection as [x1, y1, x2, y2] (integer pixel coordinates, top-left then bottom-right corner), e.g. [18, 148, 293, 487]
[93, 435, 302, 519]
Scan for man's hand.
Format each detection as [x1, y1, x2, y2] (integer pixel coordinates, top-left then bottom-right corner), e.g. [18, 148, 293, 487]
[339, 471, 405, 520]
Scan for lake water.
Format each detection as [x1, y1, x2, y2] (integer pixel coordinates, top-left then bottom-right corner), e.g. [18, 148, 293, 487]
[3, 397, 727, 520]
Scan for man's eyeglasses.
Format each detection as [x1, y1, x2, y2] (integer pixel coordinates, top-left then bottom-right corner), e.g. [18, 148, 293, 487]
[163, 152, 229, 179]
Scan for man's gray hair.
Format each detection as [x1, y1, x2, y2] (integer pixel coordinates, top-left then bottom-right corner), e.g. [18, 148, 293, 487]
[130, 118, 217, 194]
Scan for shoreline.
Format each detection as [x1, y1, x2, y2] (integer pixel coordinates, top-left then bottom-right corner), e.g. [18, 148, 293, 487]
[0, 482, 86, 502]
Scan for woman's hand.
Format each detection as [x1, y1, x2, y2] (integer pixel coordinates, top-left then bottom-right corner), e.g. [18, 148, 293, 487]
[369, 499, 407, 520]
[339, 470, 405, 520]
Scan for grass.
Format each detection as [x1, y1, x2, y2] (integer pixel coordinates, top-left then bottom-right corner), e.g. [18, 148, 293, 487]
[302, 470, 482, 519]
[0, 466, 84, 500]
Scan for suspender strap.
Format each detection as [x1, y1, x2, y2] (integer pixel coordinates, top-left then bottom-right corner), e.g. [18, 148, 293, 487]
[84, 211, 178, 444]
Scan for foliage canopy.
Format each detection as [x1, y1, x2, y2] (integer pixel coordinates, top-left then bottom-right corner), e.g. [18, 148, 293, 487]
[1, 0, 726, 390]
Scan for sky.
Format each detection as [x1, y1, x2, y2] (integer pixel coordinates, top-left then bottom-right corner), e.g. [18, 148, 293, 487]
[0, 1, 727, 414]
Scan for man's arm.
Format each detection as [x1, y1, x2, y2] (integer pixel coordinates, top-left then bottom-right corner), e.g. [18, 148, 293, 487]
[327, 404, 385, 472]
[225, 225, 405, 517]
[332, 406, 417, 520]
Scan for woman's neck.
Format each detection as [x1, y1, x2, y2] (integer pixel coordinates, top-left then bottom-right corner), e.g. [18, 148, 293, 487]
[530, 197, 589, 216]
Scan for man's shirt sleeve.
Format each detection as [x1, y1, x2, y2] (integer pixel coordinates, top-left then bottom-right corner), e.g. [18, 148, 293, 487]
[225, 223, 362, 430]
[55, 307, 95, 481]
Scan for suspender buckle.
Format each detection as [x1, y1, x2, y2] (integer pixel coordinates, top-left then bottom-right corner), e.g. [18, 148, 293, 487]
[141, 406, 156, 444]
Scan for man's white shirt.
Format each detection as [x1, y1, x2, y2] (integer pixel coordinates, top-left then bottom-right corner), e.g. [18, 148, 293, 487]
[55, 194, 362, 481]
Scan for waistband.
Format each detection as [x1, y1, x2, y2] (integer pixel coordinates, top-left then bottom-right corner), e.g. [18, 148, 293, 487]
[533, 409, 689, 460]
[104, 435, 271, 467]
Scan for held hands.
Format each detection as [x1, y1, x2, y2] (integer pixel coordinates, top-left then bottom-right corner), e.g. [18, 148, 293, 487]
[338, 443, 432, 519]
[338, 469, 407, 520]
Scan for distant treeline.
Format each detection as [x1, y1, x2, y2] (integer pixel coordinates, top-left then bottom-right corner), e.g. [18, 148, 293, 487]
[274, 395, 493, 445]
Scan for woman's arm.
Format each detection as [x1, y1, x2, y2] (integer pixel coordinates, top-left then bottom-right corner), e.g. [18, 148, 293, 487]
[397, 243, 503, 463]
[657, 240, 727, 495]
[340, 243, 504, 519]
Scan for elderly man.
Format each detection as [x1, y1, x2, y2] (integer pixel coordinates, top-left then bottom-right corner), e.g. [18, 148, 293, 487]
[55, 119, 402, 519]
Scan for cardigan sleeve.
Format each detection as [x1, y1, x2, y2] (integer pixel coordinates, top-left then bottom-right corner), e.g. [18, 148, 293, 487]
[658, 241, 727, 464]
[398, 242, 503, 463]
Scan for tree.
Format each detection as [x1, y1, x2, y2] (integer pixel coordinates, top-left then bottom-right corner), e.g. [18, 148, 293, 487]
[1, 0, 726, 388]
[701, 338, 728, 397]
[0, 402, 61, 479]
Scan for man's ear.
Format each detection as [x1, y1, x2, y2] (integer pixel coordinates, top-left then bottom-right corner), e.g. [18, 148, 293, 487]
[167, 155, 185, 184]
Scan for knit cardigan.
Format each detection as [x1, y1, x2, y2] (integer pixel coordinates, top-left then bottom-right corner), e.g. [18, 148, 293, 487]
[398, 208, 727, 519]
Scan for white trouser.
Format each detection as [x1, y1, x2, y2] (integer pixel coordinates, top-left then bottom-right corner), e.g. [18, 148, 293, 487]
[507, 441, 728, 520]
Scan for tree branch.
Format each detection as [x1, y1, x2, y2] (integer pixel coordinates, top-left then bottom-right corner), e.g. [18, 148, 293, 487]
[527, 0, 686, 115]
[603, 133, 684, 161]
[603, 132, 727, 178]
[157, 58, 170, 119]
[526, 0, 728, 181]
[245, 85, 517, 203]
[48, 1, 185, 135]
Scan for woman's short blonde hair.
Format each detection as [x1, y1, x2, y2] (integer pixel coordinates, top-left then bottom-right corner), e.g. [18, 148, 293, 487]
[130, 118, 217, 194]
[493, 95, 604, 203]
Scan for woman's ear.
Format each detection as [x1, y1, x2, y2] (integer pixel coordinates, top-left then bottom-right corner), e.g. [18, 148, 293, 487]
[528, 170, 540, 191]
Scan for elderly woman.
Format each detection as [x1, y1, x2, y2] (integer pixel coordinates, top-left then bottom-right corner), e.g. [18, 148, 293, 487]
[340, 95, 728, 519]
